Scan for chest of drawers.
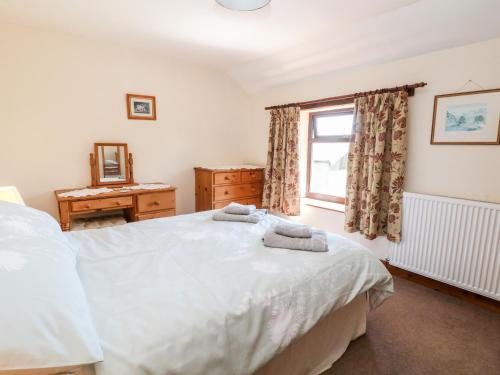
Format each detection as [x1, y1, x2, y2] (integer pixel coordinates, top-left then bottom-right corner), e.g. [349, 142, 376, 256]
[194, 166, 264, 212]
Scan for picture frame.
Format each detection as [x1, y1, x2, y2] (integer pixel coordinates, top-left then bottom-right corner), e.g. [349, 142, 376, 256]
[431, 88, 500, 145]
[126, 94, 157, 120]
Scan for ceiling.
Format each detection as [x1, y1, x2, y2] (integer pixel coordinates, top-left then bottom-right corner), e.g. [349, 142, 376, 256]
[1, 0, 500, 92]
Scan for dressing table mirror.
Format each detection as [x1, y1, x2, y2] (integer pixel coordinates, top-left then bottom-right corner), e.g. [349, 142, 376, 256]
[90, 143, 134, 186]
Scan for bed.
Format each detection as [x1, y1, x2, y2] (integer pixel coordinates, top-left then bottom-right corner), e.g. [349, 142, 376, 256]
[0, 203, 393, 375]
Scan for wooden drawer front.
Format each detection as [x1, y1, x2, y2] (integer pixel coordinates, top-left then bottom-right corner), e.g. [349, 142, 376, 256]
[71, 196, 133, 212]
[214, 172, 240, 185]
[214, 183, 262, 202]
[241, 170, 263, 182]
[10, 364, 89, 375]
[213, 197, 262, 209]
[136, 209, 175, 221]
[137, 191, 175, 213]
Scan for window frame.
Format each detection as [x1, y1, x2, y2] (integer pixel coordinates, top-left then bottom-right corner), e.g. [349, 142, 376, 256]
[306, 107, 354, 204]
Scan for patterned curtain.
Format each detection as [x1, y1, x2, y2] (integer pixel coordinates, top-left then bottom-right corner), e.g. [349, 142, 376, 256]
[262, 106, 301, 216]
[344, 91, 408, 242]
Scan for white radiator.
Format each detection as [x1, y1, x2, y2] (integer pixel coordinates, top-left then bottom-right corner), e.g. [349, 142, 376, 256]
[390, 192, 500, 301]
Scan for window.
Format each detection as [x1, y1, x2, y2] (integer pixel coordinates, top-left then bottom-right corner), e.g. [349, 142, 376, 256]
[306, 107, 354, 204]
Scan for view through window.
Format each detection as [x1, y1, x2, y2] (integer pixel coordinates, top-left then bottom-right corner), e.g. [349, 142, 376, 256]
[306, 107, 354, 204]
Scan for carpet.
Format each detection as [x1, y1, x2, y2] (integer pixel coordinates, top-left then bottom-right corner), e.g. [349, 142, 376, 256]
[323, 276, 500, 375]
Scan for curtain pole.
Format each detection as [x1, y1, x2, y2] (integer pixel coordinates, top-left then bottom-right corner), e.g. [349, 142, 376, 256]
[264, 82, 427, 110]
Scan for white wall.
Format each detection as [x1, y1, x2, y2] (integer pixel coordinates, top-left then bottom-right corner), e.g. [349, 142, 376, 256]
[243, 37, 500, 259]
[0, 24, 250, 217]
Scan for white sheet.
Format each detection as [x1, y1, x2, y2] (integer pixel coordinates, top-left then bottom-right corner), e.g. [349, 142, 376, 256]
[255, 293, 367, 375]
[66, 211, 393, 375]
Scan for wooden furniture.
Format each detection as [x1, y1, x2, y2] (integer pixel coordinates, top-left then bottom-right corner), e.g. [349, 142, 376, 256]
[91, 142, 133, 186]
[194, 166, 264, 211]
[55, 185, 176, 231]
[2, 364, 95, 375]
[54, 142, 176, 231]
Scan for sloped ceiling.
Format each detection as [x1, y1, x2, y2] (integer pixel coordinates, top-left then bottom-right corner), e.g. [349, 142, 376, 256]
[1, 0, 500, 92]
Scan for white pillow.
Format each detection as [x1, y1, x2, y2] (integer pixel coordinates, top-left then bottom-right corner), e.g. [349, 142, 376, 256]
[0, 201, 103, 370]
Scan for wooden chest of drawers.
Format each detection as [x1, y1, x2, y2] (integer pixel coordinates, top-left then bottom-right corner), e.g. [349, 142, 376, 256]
[55, 184, 176, 231]
[194, 167, 264, 212]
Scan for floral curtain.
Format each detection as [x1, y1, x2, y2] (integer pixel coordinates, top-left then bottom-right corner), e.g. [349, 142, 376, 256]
[344, 91, 408, 242]
[262, 106, 301, 216]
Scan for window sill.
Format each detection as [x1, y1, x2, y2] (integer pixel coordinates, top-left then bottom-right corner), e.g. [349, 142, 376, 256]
[302, 197, 345, 213]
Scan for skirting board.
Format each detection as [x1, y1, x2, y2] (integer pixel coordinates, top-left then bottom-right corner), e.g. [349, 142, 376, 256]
[383, 261, 500, 313]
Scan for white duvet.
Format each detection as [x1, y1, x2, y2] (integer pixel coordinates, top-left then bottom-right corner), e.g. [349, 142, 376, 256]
[66, 211, 393, 375]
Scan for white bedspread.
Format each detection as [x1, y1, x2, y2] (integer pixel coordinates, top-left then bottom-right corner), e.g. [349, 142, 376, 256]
[66, 211, 393, 375]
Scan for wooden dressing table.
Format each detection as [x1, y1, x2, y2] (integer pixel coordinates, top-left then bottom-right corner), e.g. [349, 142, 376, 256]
[55, 184, 176, 231]
[55, 142, 176, 231]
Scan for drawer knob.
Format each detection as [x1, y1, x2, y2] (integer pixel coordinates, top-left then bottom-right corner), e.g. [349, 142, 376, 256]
[84, 204, 91, 209]
[224, 191, 229, 195]
[114, 201, 121, 205]
[224, 176, 230, 180]
[153, 201, 161, 206]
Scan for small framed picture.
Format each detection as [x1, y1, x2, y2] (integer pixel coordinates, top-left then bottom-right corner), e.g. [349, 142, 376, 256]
[126, 94, 156, 120]
[431, 88, 500, 145]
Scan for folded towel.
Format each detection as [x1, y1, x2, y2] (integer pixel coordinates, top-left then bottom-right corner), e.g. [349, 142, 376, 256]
[213, 210, 265, 224]
[223, 202, 256, 215]
[263, 227, 328, 252]
[274, 222, 313, 238]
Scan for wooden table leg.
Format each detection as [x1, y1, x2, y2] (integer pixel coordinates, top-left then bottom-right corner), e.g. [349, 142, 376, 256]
[59, 201, 71, 231]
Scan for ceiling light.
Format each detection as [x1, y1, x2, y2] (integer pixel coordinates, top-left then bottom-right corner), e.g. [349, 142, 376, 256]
[216, 0, 271, 11]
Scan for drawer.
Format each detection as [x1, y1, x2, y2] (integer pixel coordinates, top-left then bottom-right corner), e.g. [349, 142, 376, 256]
[137, 191, 175, 213]
[71, 196, 133, 212]
[213, 183, 262, 202]
[213, 197, 262, 209]
[136, 209, 175, 221]
[214, 172, 240, 185]
[18, 364, 90, 375]
[241, 170, 263, 182]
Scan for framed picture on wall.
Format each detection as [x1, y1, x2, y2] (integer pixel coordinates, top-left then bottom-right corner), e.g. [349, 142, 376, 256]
[126, 94, 157, 120]
[431, 88, 500, 145]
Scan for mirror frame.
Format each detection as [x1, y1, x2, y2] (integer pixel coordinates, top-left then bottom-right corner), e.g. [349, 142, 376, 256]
[92, 142, 131, 186]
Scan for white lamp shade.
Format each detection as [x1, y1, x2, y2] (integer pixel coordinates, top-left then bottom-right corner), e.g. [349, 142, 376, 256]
[0, 186, 25, 205]
[216, 0, 271, 11]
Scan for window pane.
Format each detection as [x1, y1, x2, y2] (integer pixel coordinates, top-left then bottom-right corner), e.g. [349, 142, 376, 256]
[309, 142, 349, 198]
[315, 113, 353, 137]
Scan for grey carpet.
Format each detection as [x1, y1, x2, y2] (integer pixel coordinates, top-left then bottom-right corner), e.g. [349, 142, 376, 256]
[323, 277, 500, 375]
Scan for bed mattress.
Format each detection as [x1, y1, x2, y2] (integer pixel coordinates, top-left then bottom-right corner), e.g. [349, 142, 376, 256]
[66, 211, 393, 375]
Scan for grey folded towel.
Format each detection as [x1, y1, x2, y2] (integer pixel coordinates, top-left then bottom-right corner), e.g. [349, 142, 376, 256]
[213, 210, 265, 224]
[223, 202, 256, 215]
[263, 227, 328, 252]
[274, 222, 313, 238]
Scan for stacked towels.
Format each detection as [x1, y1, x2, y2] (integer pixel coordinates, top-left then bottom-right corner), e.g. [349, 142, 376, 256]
[224, 202, 257, 215]
[213, 202, 266, 223]
[263, 222, 328, 252]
